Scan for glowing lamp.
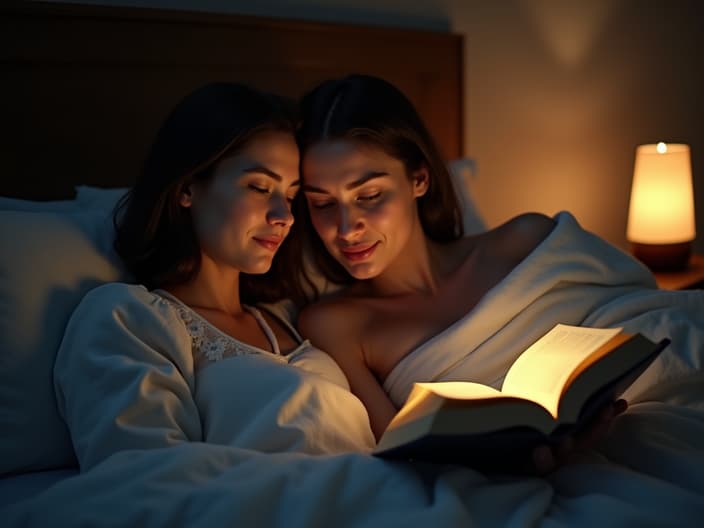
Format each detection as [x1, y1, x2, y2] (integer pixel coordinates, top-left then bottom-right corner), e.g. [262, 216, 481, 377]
[627, 142, 696, 271]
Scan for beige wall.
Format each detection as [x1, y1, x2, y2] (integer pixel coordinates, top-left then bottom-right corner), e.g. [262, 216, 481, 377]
[43, 0, 704, 253]
[452, 0, 704, 254]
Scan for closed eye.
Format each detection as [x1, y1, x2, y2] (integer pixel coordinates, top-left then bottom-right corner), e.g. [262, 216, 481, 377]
[249, 184, 271, 195]
[357, 192, 381, 202]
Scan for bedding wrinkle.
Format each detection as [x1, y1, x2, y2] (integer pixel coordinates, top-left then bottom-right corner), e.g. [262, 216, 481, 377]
[54, 283, 203, 471]
[194, 353, 375, 455]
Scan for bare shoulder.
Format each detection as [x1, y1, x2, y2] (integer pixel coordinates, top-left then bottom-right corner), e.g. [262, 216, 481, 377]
[487, 212, 555, 261]
[297, 295, 367, 356]
[500, 212, 555, 242]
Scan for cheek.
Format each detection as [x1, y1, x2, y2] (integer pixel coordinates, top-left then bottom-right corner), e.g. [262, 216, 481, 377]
[206, 201, 236, 232]
[197, 191, 250, 238]
[367, 199, 409, 231]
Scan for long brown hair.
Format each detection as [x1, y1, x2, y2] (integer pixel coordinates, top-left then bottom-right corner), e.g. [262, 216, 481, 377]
[114, 82, 309, 306]
[296, 74, 464, 294]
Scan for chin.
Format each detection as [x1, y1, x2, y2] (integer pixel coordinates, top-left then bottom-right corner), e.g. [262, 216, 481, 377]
[345, 263, 379, 281]
[243, 258, 274, 275]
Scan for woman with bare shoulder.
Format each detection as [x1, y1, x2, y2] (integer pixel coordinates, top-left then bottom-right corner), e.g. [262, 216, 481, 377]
[295, 74, 625, 473]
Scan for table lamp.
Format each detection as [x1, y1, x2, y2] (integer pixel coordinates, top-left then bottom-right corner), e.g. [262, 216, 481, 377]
[627, 142, 696, 271]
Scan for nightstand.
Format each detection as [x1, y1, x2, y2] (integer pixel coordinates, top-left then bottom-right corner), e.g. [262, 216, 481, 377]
[652, 254, 704, 290]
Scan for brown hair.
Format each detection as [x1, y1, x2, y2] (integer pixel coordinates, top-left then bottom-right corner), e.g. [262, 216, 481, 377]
[114, 82, 309, 306]
[296, 74, 464, 293]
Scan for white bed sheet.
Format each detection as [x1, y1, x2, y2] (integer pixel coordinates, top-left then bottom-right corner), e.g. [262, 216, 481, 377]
[0, 469, 77, 510]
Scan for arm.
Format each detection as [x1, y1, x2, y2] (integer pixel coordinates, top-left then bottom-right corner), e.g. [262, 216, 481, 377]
[54, 283, 202, 471]
[298, 302, 398, 440]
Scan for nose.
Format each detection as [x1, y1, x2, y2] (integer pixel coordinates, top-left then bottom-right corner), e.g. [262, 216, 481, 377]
[267, 194, 294, 227]
[336, 206, 363, 241]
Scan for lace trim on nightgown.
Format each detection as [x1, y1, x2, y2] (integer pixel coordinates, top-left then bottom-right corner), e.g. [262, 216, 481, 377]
[153, 290, 289, 371]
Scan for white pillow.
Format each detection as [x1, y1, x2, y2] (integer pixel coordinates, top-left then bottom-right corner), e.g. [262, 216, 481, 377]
[448, 157, 486, 235]
[74, 185, 129, 212]
[0, 209, 128, 474]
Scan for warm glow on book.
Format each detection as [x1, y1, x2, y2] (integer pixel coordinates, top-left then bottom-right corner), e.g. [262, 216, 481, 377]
[501, 325, 621, 417]
[416, 381, 504, 400]
[389, 382, 500, 426]
[404, 326, 624, 420]
[374, 323, 668, 464]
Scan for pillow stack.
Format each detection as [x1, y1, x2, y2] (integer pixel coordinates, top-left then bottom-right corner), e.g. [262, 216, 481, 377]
[0, 190, 129, 475]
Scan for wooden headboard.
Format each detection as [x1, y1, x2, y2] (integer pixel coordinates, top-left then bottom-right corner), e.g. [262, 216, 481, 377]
[0, 2, 463, 200]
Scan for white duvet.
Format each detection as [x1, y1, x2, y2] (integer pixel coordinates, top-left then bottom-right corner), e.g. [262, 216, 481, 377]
[4, 212, 704, 527]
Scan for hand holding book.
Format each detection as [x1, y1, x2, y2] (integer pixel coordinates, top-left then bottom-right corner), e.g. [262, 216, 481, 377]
[530, 398, 628, 474]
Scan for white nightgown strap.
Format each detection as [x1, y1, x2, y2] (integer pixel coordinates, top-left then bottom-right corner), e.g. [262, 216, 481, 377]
[256, 304, 304, 343]
[242, 305, 281, 356]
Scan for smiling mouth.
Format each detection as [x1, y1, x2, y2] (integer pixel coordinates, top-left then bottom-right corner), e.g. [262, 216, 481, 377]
[340, 241, 379, 261]
[253, 237, 283, 251]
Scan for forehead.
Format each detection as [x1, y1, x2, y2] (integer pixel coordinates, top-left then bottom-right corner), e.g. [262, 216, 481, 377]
[241, 129, 298, 160]
[302, 139, 402, 180]
[215, 130, 299, 181]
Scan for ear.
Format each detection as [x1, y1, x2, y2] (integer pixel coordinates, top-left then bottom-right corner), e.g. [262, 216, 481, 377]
[179, 184, 194, 208]
[411, 166, 430, 198]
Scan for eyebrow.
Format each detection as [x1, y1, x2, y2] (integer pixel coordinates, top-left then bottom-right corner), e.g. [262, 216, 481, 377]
[302, 171, 388, 194]
[242, 165, 300, 187]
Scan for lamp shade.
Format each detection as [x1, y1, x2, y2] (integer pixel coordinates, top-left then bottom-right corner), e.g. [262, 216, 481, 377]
[627, 143, 696, 244]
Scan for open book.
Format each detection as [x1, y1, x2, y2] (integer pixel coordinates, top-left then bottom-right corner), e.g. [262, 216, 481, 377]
[373, 324, 670, 470]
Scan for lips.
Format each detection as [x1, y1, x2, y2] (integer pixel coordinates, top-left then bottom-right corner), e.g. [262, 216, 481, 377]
[340, 241, 379, 262]
[253, 235, 284, 251]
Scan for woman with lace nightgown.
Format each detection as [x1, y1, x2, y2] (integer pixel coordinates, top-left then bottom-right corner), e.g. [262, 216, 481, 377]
[53, 83, 373, 473]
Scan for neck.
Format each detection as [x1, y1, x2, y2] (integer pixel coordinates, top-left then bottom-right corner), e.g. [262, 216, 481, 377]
[367, 222, 446, 297]
[164, 253, 243, 316]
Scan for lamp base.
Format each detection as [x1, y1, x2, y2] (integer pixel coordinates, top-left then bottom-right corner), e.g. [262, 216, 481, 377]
[631, 241, 691, 271]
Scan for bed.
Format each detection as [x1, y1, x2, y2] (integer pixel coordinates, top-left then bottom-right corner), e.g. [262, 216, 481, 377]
[2, 2, 703, 527]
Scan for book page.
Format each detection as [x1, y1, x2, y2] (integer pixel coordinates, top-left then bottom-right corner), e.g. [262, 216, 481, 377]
[502, 324, 622, 418]
[386, 381, 505, 433]
[376, 381, 559, 454]
[419, 381, 503, 400]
